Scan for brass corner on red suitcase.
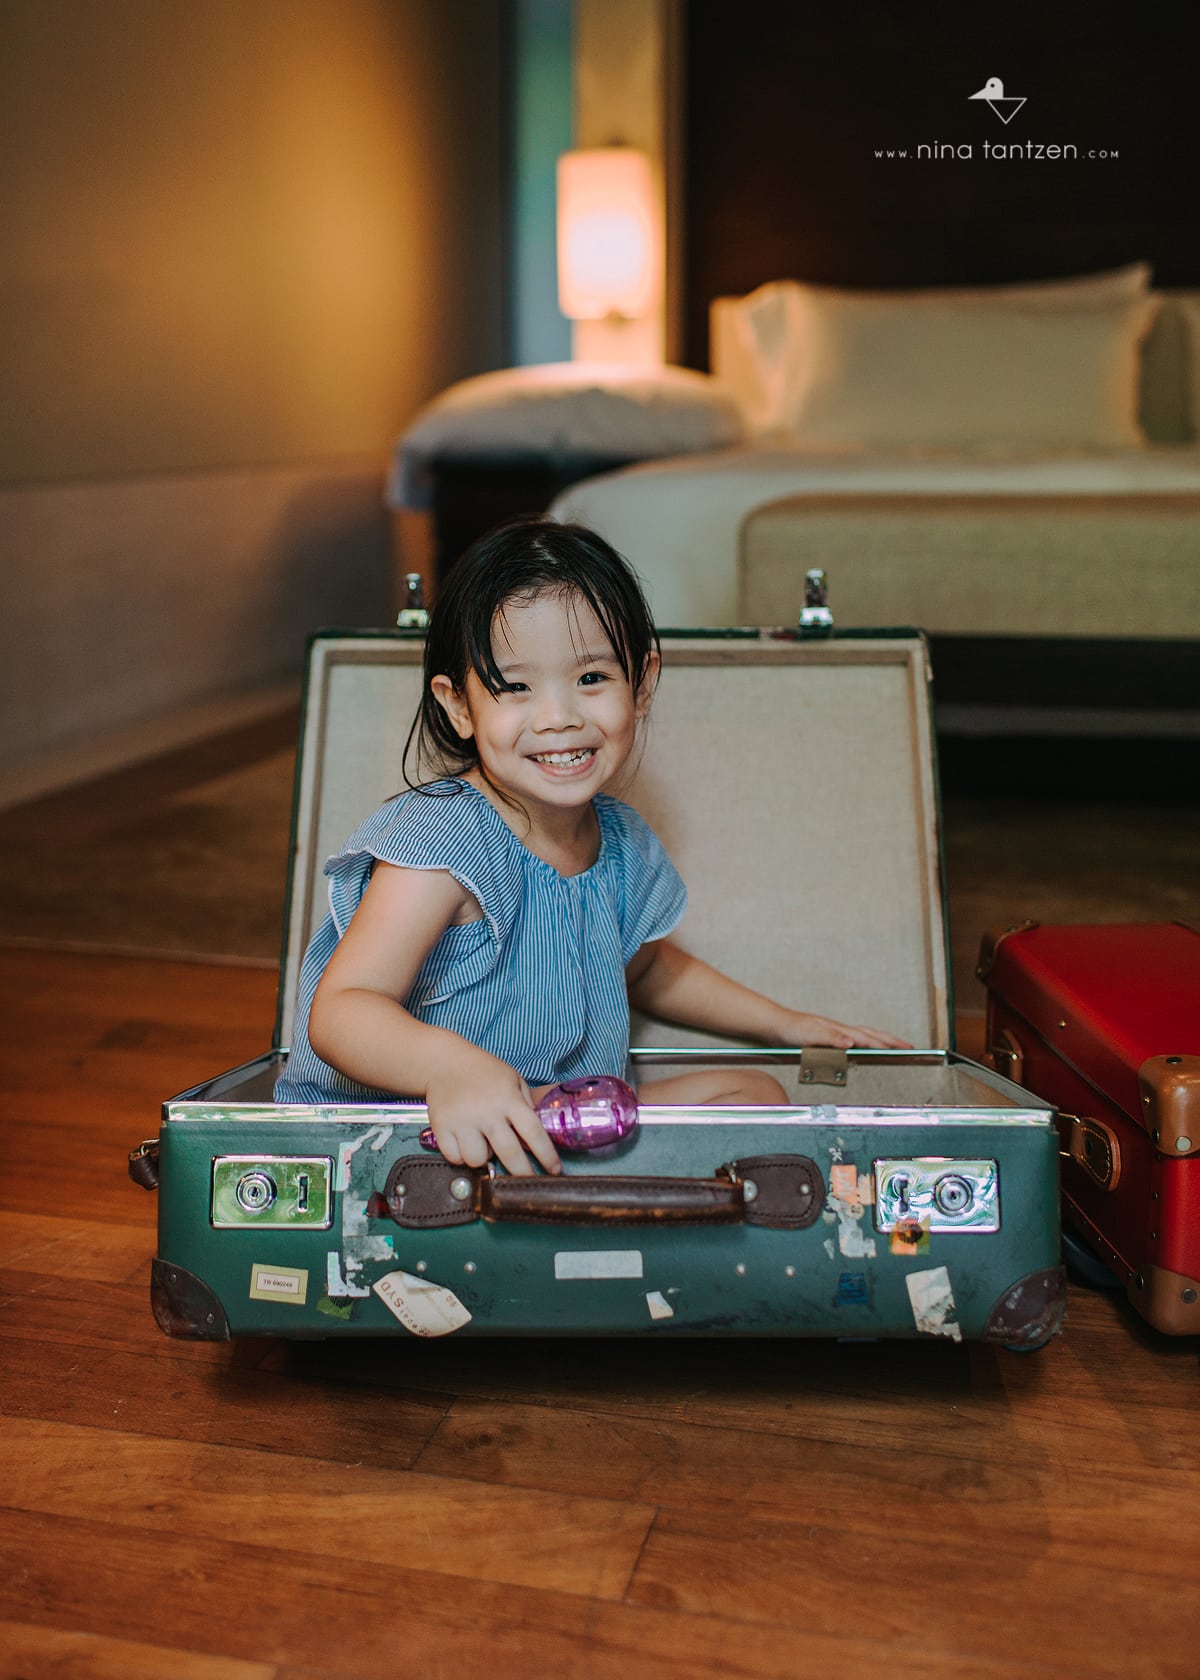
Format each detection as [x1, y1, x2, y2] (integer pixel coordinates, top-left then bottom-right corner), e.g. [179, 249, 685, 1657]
[1127, 1265, 1200, 1336]
[1136, 1055, 1200, 1157]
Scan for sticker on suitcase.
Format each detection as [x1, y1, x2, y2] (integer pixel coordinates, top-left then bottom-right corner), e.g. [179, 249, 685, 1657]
[825, 1149, 877, 1259]
[373, 1270, 472, 1337]
[906, 1266, 962, 1342]
[248, 1263, 308, 1304]
[554, 1250, 644, 1280]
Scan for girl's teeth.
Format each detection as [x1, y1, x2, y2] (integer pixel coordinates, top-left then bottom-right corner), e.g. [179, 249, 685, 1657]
[535, 749, 592, 765]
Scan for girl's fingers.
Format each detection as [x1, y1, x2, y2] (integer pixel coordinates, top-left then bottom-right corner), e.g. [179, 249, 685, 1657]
[487, 1134, 529, 1178]
[432, 1119, 551, 1178]
[486, 1112, 549, 1178]
[453, 1128, 493, 1170]
[846, 1025, 914, 1049]
[511, 1107, 563, 1175]
[434, 1102, 559, 1177]
[806, 1017, 855, 1047]
[803, 1017, 913, 1050]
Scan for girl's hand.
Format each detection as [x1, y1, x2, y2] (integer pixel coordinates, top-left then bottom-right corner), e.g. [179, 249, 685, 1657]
[782, 1012, 913, 1051]
[425, 1051, 562, 1178]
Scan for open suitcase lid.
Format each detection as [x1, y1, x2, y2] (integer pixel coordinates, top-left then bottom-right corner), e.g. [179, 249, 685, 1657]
[276, 630, 951, 1055]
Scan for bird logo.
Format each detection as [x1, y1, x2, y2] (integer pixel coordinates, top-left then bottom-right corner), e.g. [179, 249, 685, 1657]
[968, 77, 1027, 124]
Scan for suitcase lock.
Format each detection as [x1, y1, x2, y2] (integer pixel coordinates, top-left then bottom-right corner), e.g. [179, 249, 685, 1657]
[211, 1156, 334, 1229]
[874, 1159, 1000, 1233]
[235, 1171, 277, 1213]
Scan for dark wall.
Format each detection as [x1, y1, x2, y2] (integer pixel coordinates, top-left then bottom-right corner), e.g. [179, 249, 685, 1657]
[685, 0, 1196, 364]
[0, 0, 509, 785]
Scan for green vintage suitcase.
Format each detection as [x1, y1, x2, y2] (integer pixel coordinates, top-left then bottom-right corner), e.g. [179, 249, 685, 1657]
[132, 631, 1065, 1348]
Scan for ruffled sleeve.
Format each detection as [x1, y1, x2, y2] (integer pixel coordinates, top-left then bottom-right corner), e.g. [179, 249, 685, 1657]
[324, 781, 524, 968]
[596, 796, 688, 962]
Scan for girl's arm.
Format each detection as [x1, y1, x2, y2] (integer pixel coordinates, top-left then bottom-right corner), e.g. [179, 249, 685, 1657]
[308, 862, 560, 1176]
[626, 939, 911, 1050]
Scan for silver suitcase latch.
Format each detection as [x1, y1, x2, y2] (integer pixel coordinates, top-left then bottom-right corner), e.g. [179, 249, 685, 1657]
[397, 571, 430, 631]
[799, 568, 834, 636]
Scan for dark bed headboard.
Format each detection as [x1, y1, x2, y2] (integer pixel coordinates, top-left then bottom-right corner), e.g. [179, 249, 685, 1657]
[683, 0, 1195, 367]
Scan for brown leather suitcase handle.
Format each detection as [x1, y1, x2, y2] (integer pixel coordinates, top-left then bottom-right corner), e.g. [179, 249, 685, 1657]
[481, 1173, 743, 1225]
[379, 1153, 825, 1229]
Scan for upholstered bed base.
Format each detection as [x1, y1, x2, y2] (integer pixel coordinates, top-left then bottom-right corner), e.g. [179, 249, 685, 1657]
[739, 494, 1200, 639]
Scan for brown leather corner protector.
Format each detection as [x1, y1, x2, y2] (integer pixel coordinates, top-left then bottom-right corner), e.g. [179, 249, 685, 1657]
[1127, 1265, 1200, 1336]
[724, 1155, 825, 1229]
[1137, 1056, 1200, 1156]
[1064, 1114, 1122, 1191]
[976, 919, 1039, 981]
[383, 1156, 481, 1227]
[982, 1265, 1066, 1349]
[151, 1259, 230, 1340]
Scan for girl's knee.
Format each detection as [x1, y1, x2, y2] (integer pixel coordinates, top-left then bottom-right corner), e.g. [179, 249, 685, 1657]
[639, 1068, 789, 1107]
[733, 1069, 789, 1105]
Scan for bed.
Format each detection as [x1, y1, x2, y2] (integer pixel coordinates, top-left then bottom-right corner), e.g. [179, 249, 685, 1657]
[385, 267, 1200, 741]
[547, 270, 1200, 632]
[537, 270, 1200, 750]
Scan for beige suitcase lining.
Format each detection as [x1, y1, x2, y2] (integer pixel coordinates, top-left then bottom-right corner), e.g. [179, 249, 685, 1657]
[280, 635, 948, 1056]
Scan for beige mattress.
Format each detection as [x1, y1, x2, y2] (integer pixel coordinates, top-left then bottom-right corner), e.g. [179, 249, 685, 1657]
[549, 444, 1200, 628]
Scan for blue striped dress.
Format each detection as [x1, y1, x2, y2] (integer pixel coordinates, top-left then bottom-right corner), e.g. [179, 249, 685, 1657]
[274, 778, 687, 1103]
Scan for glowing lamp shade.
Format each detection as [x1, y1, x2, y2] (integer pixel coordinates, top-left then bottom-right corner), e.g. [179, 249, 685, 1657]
[556, 148, 656, 321]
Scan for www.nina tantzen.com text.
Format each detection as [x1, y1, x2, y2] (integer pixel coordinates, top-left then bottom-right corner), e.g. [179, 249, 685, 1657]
[875, 141, 1118, 160]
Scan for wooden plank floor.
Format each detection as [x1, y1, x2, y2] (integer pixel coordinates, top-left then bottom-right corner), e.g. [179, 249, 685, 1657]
[1, 946, 1197, 1680]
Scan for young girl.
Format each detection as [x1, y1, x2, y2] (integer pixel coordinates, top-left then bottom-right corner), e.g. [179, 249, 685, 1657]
[276, 518, 908, 1174]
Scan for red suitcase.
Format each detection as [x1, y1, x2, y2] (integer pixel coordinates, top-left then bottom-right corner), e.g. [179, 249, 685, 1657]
[979, 921, 1200, 1335]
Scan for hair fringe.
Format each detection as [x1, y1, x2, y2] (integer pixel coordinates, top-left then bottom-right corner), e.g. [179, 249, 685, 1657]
[402, 517, 659, 795]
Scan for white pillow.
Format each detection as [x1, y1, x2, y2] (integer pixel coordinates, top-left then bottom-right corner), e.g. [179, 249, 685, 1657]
[389, 363, 744, 509]
[712, 268, 1158, 448]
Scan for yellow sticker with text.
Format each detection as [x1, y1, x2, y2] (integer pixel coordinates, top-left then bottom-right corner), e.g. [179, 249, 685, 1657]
[249, 1263, 308, 1304]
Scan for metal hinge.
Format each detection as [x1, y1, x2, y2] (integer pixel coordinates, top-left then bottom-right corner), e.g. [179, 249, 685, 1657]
[798, 1046, 848, 1087]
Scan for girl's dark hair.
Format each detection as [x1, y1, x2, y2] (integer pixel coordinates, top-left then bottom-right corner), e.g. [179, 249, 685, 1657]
[404, 517, 659, 785]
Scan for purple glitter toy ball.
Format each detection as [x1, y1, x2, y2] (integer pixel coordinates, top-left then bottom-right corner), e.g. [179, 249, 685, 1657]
[536, 1075, 639, 1150]
[416, 1075, 638, 1155]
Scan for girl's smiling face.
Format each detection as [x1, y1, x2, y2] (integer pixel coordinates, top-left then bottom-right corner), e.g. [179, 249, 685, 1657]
[431, 589, 656, 820]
